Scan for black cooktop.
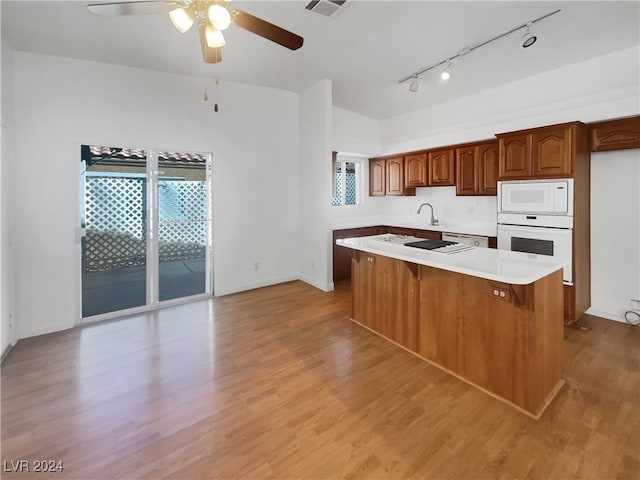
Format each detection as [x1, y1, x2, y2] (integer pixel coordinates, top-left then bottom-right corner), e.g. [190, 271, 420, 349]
[404, 239, 457, 250]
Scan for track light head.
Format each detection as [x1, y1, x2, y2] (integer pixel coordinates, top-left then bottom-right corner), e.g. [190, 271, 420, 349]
[409, 75, 419, 93]
[522, 22, 537, 48]
[440, 61, 452, 81]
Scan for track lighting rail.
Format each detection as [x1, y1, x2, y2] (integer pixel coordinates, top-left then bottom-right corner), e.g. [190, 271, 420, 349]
[398, 8, 561, 85]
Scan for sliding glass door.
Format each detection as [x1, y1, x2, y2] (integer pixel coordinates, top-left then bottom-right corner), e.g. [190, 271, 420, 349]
[80, 145, 212, 320]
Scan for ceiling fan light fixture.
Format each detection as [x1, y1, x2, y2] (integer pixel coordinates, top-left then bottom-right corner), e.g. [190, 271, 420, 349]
[208, 4, 231, 31]
[169, 7, 195, 33]
[205, 24, 226, 48]
[409, 75, 419, 93]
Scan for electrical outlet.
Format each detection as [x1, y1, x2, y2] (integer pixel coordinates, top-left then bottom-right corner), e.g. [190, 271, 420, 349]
[467, 206, 475, 215]
[253, 262, 260, 271]
[631, 298, 640, 311]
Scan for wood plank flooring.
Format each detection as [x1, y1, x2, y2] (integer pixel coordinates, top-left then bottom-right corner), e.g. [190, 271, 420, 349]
[1, 280, 639, 479]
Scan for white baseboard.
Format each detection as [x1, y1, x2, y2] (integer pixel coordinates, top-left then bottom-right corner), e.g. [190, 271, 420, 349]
[17, 322, 73, 341]
[1, 342, 13, 363]
[215, 275, 300, 297]
[298, 275, 334, 292]
[585, 307, 629, 324]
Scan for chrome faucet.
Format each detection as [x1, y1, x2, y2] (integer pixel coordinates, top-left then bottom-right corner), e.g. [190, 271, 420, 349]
[417, 202, 438, 225]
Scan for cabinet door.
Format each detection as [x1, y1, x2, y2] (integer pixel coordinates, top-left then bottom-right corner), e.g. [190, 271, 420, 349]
[477, 142, 498, 195]
[369, 158, 386, 196]
[405, 153, 428, 187]
[428, 149, 455, 186]
[532, 126, 572, 177]
[333, 226, 385, 282]
[455, 147, 477, 195]
[499, 134, 531, 179]
[590, 116, 640, 152]
[386, 157, 405, 195]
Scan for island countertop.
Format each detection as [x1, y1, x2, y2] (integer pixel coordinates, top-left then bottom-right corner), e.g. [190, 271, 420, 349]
[336, 234, 566, 285]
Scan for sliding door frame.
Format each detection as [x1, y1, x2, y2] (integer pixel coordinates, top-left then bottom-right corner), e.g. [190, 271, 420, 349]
[77, 145, 214, 326]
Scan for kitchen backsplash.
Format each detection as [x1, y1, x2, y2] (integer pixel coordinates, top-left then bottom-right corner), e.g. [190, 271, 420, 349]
[348, 187, 498, 226]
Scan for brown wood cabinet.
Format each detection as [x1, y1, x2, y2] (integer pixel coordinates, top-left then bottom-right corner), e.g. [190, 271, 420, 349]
[428, 149, 455, 186]
[369, 158, 386, 196]
[369, 157, 416, 196]
[386, 157, 405, 195]
[352, 251, 419, 352]
[531, 125, 573, 177]
[455, 141, 498, 196]
[333, 226, 386, 282]
[348, 248, 564, 418]
[589, 115, 640, 152]
[497, 133, 531, 178]
[497, 122, 584, 180]
[388, 227, 441, 240]
[404, 153, 428, 187]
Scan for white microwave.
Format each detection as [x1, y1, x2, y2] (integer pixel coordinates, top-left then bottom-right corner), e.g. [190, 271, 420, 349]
[498, 178, 573, 215]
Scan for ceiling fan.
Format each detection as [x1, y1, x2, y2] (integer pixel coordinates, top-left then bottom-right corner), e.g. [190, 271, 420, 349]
[87, 0, 304, 64]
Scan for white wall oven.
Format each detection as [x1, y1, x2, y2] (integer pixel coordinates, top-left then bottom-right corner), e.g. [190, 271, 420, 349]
[497, 179, 574, 285]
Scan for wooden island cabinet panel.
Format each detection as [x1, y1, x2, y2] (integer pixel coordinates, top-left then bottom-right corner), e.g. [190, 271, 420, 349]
[333, 227, 386, 282]
[352, 251, 418, 352]
[349, 251, 564, 418]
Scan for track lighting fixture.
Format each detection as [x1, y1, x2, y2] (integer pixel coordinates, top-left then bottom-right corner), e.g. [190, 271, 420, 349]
[398, 8, 560, 90]
[522, 22, 537, 48]
[409, 75, 419, 93]
[440, 61, 452, 81]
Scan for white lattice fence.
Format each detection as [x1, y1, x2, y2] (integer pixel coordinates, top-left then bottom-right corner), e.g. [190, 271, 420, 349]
[84, 177, 206, 272]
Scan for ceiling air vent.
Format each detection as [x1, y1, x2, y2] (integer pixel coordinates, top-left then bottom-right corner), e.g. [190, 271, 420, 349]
[305, 0, 348, 18]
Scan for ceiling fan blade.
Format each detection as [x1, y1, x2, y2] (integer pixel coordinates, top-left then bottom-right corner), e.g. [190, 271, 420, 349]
[230, 9, 303, 51]
[87, 1, 180, 16]
[199, 22, 223, 64]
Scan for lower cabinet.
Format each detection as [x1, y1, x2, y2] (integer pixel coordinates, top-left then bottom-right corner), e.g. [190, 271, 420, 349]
[333, 227, 386, 282]
[334, 226, 442, 281]
[352, 252, 419, 352]
[350, 253, 564, 417]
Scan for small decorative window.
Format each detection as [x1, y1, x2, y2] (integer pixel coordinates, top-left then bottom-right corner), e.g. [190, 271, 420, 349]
[332, 156, 361, 206]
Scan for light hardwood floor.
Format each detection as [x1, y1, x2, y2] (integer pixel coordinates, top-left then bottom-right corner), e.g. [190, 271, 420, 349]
[1, 280, 639, 479]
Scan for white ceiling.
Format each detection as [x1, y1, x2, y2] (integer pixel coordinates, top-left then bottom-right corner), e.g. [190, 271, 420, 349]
[2, 1, 639, 120]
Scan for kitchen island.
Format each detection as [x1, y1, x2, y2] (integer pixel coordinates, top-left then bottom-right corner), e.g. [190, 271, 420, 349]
[337, 234, 566, 419]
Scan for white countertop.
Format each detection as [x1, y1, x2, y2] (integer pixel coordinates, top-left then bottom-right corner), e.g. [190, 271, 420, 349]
[332, 215, 497, 237]
[336, 234, 566, 285]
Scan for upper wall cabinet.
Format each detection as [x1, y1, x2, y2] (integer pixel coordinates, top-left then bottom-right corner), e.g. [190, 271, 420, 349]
[456, 141, 498, 196]
[369, 158, 386, 196]
[386, 157, 406, 195]
[369, 157, 416, 196]
[405, 153, 428, 187]
[589, 116, 640, 152]
[497, 122, 585, 180]
[428, 149, 455, 186]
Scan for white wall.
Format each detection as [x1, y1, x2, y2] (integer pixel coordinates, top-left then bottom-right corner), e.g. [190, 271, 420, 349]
[380, 46, 640, 153]
[590, 149, 640, 322]
[299, 79, 333, 291]
[12, 52, 300, 339]
[373, 45, 639, 322]
[1, 34, 16, 355]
